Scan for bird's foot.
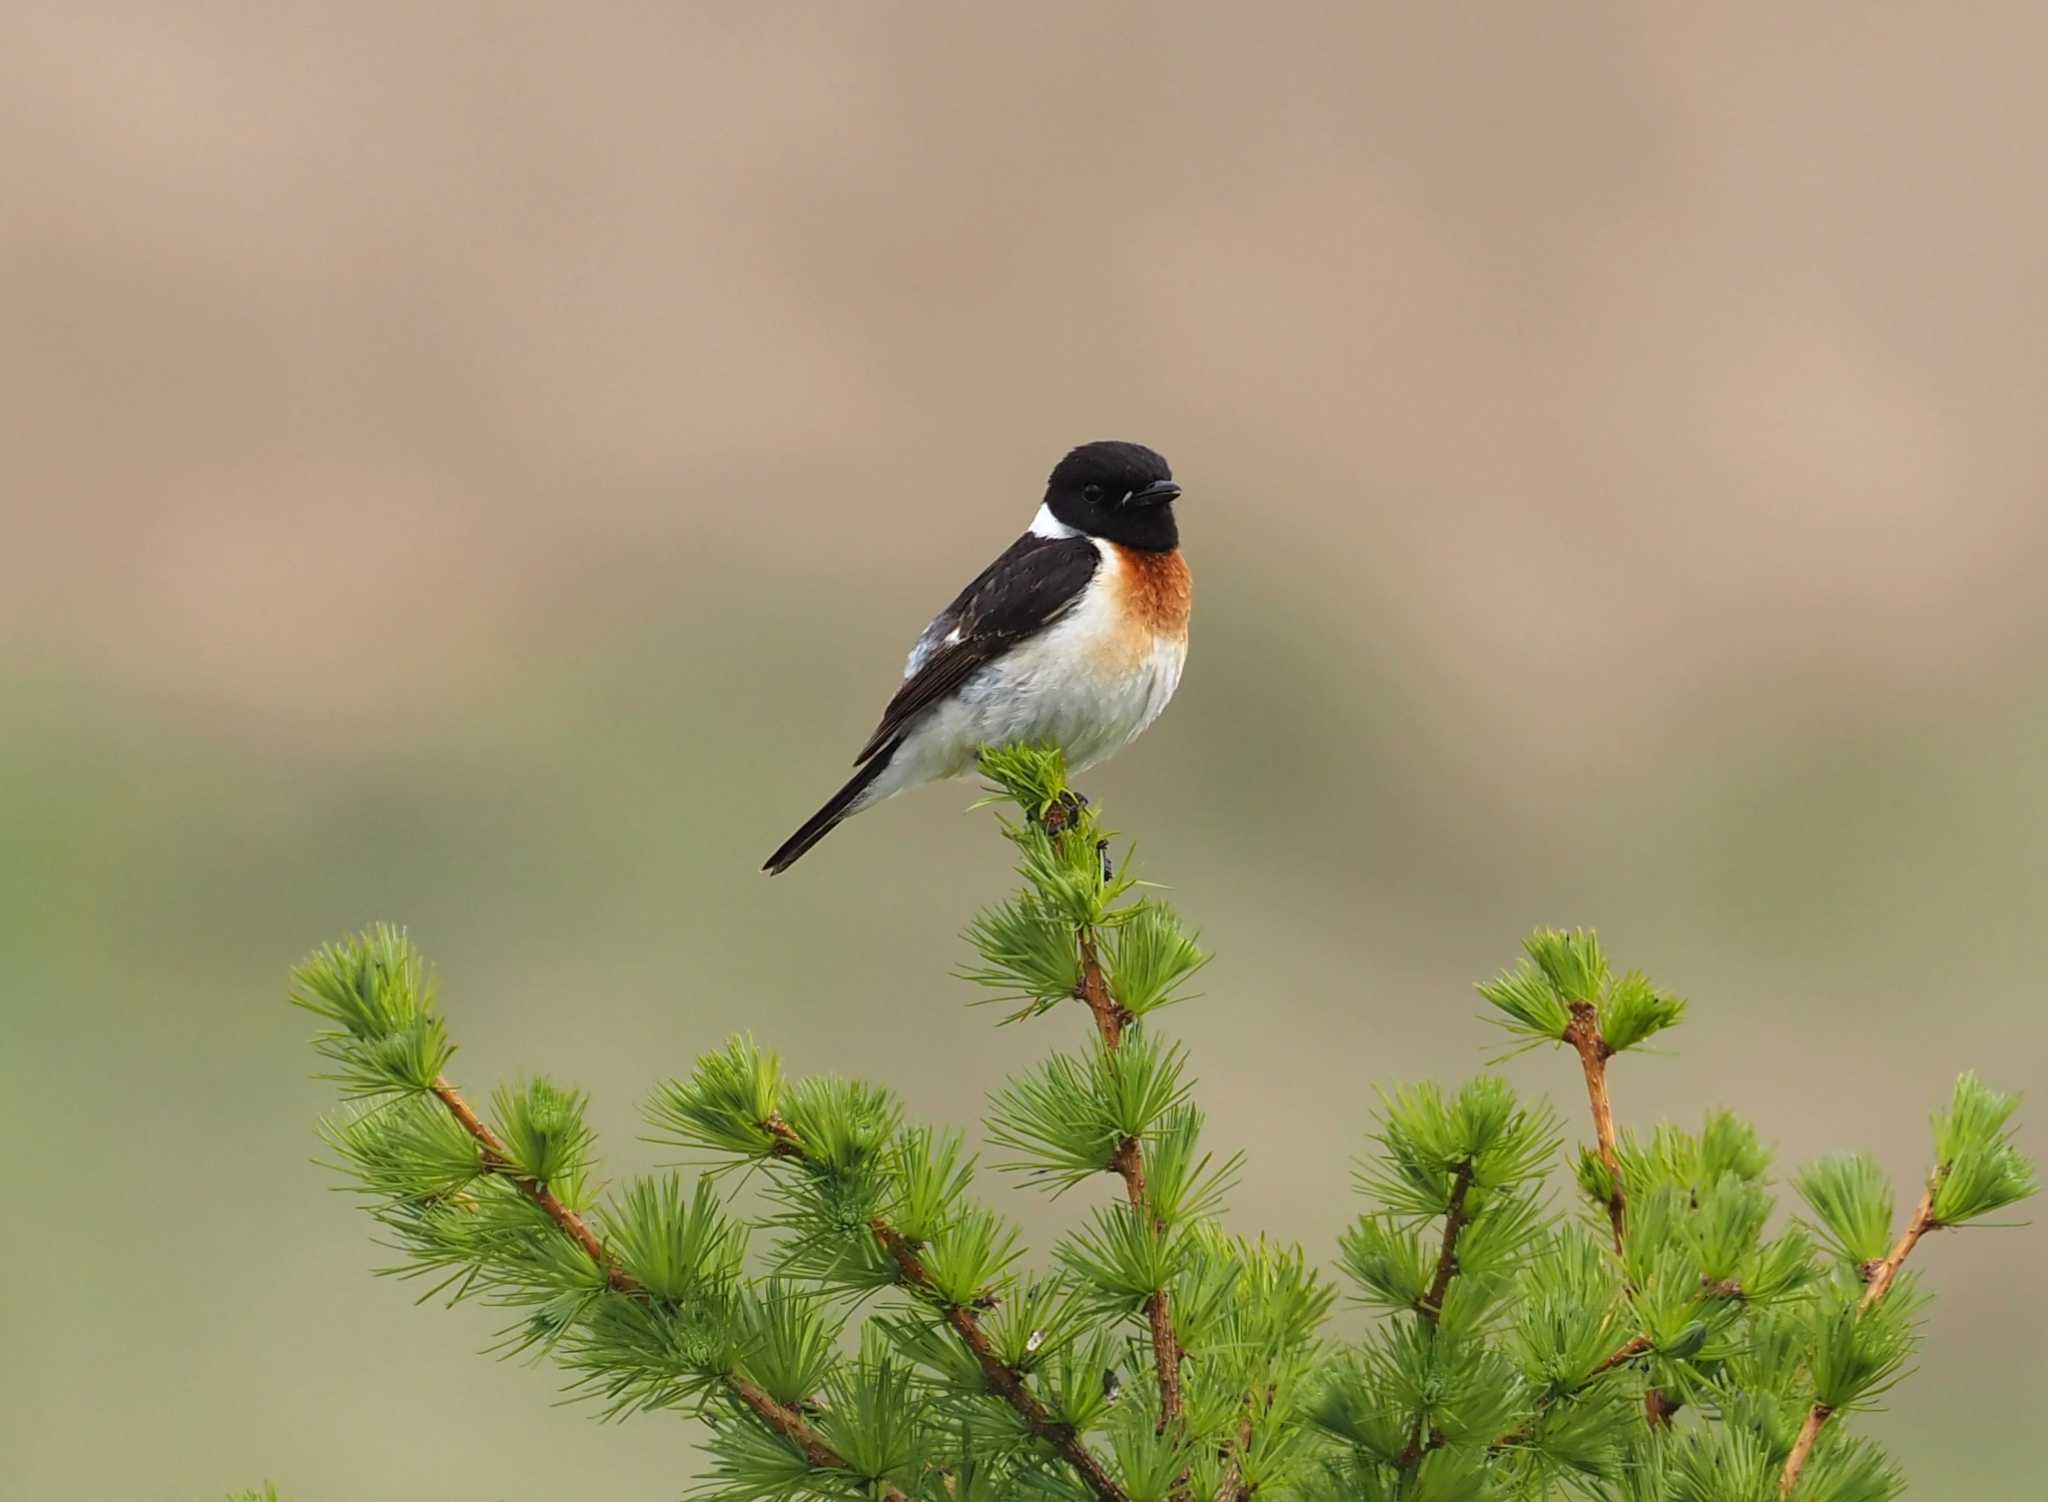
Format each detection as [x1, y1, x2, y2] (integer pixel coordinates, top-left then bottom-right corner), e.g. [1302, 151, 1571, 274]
[1037, 791, 1114, 882]
[1038, 788, 1090, 839]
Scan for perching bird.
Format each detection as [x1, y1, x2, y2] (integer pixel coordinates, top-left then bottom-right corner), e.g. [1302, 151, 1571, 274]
[764, 440, 1190, 873]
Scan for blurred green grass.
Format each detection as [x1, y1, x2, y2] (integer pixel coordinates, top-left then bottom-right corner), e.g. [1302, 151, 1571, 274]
[4, 587, 2043, 1497]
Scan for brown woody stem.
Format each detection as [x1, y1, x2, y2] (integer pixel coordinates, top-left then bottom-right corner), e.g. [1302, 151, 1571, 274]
[1860, 1184, 1938, 1312]
[1393, 1173, 1477, 1474]
[871, 1218, 1128, 1502]
[1078, 936, 1128, 1048]
[1778, 1179, 1943, 1497]
[1421, 1162, 1476, 1325]
[1111, 1133, 1186, 1427]
[728, 1375, 854, 1471]
[1215, 1413, 1256, 1502]
[1778, 1404, 1833, 1498]
[1560, 1005, 1679, 1426]
[1394, 1428, 1445, 1470]
[1595, 1334, 1652, 1373]
[1563, 1002, 1626, 1253]
[759, 1110, 1126, 1502]
[424, 1077, 900, 1498]
[1643, 1387, 1683, 1427]
[1078, 915, 1187, 1441]
[1489, 1333, 1654, 1452]
[1060, 828, 1188, 1496]
[432, 1077, 638, 1292]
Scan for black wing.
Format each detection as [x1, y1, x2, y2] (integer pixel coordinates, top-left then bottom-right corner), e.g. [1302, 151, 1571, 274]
[853, 532, 1099, 764]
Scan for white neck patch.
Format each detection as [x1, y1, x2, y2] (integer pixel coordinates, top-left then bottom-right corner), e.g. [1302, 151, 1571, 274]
[1028, 502, 1079, 540]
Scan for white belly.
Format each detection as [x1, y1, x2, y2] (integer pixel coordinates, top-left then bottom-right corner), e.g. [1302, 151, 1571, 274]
[960, 627, 1187, 772]
[870, 609, 1187, 801]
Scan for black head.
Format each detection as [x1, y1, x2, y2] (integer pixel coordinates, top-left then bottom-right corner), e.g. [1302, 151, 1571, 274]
[1044, 440, 1181, 551]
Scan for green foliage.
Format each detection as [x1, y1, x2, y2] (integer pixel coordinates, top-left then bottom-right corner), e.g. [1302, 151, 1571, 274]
[289, 922, 451, 1097]
[965, 745, 1197, 1025]
[1142, 1106, 1243, 1226]
[1059, 1200, 1190, 1315]
[606, 1176, 749, 1301]
[987, 1033, 1191, 1192]
[960, 894, 1084, 1015]
[1789, 1435, 1906, 1502]
[644, 1035, 785, 1158]
[1102, 903, 1208, 1017]
[1340, 1078, 1557, 1339]
[291, 744, 2035, 1502]
[1929, 1072, 2038, 1225]
[1477, 927, 1685, 1054]
[735, 1282, 843, 1408]
[492, 1077, 595, 1201]
[319, 1092, 482, 1204]
[1797, 1155, 1896, 1267]
[975, 742, 1072, 818]
[1805, 1289, 1918, 1412]
[1507, 1234, 1630, 1393]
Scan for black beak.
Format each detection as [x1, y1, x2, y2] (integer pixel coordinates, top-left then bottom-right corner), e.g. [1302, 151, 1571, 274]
[1127, 479, 1182, 508]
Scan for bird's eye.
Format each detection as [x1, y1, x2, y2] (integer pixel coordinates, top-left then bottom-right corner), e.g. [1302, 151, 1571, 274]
[1081, 483, 1106, 502]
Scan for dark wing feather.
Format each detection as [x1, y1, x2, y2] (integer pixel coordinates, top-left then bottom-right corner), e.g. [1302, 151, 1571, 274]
[853, 533, 1099, 764]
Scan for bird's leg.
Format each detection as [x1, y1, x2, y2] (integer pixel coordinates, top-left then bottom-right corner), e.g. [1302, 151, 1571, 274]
[1038, 788, 1090, 839]
[1036, 790, 1115, 883]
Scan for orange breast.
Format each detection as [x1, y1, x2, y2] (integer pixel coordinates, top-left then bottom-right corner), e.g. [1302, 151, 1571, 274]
[1109, 545, 1193, 642]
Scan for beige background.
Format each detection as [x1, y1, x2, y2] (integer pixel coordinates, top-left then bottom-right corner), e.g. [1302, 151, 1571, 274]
[4, 4, 2044, 1497]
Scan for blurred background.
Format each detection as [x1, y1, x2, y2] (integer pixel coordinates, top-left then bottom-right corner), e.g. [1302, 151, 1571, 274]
[5, 3, 2045, 1496]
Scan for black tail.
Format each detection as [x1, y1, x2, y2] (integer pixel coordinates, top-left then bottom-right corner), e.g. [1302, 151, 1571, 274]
[763, 751, 894, 874]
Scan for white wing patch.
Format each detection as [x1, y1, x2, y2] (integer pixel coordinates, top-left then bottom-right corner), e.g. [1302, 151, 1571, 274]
[902, 620, 967, 678]
[905, 507, 1068, 677]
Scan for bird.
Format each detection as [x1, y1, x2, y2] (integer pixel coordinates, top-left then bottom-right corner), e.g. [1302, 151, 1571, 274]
[764, 440, 1191, 873]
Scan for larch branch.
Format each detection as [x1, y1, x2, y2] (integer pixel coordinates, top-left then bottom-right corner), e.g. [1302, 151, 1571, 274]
[1778, 1404, 1833, 1499]
[1860, 1182, 1939, 1312]
[760, 1111, 1127, 1502]
[1396, 1171, 1475, 1479]
[1489, 1333, 1653, 1451]
[1421, 1161, 1476, 1325]
[1214, 1413, 1256, 1502]
[1559, 1004, 1677, 1425]
[870, 1218, 1128, 1502]
[1078, 913, 1186, 1438]
[1594, 1334, 1653, 1373]
[1111, 1133, 1185, 1427]
[426, 1076, 902, 1499]
[1049, 819, 1187, 1488]
[1562, 1002, 1626, 1253]
[1779, 1177, 1943, 1498]
[1078, 935, 1128, 1048]
[432, 1076, 638, 1292]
